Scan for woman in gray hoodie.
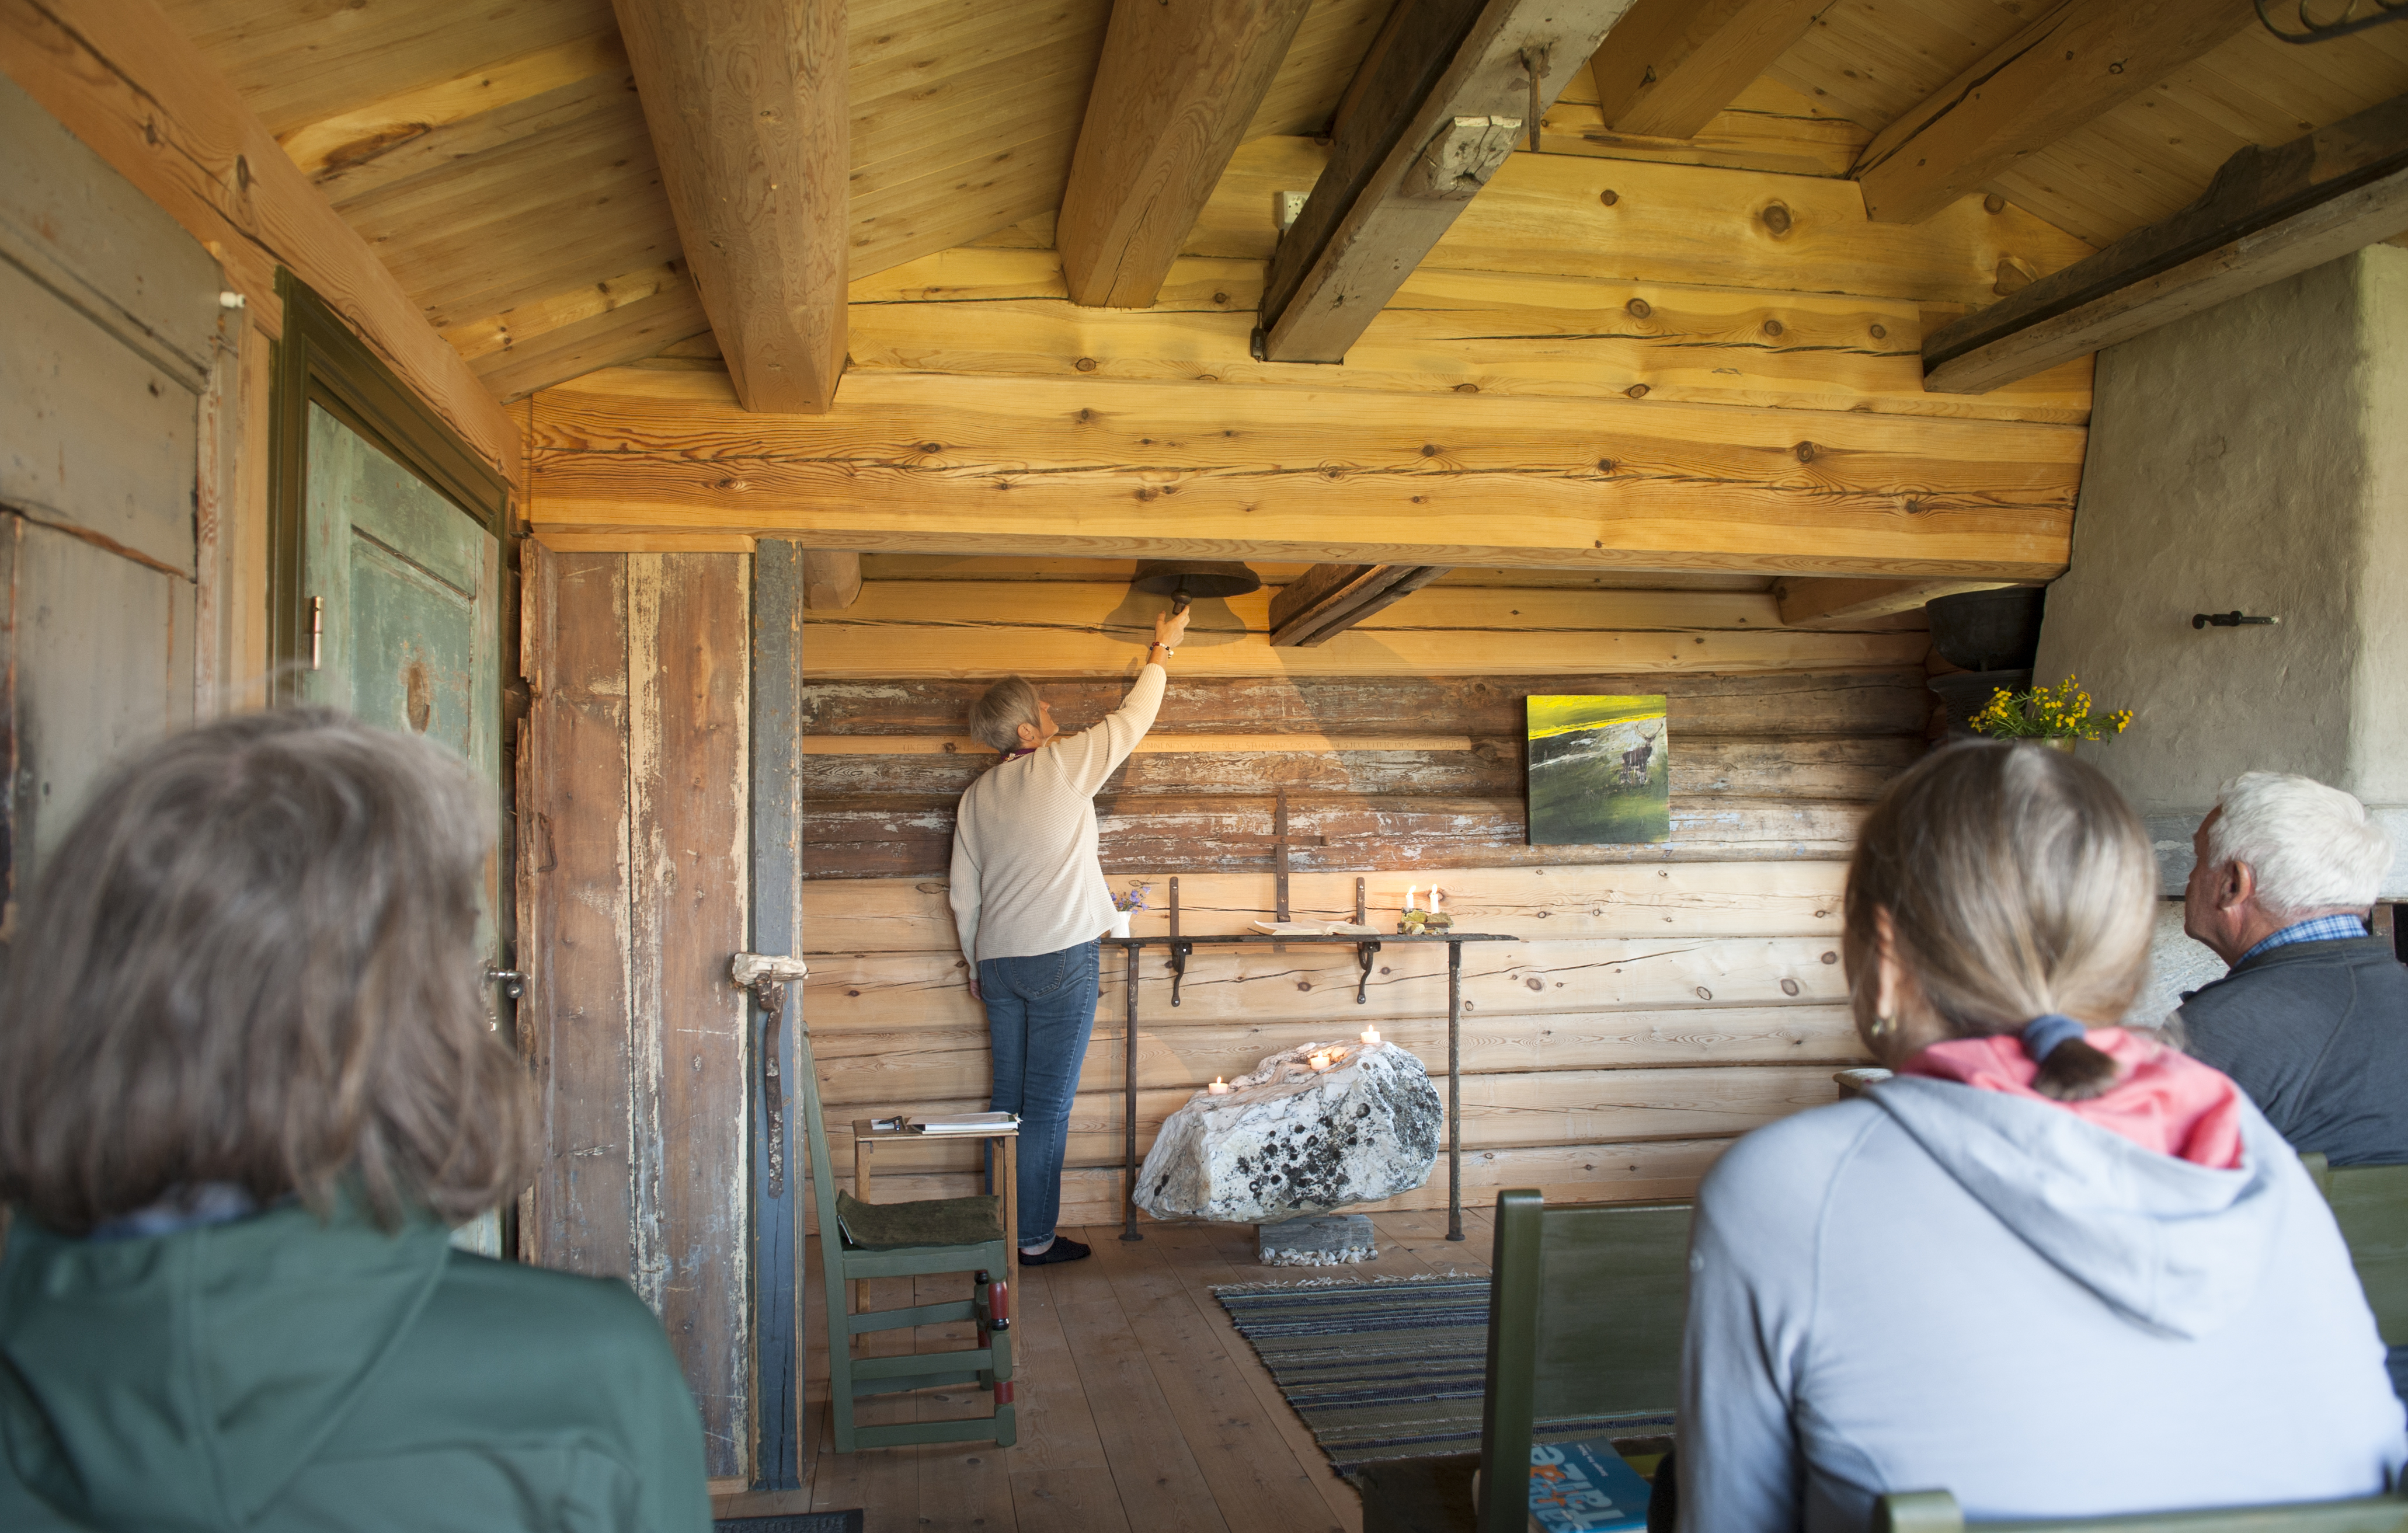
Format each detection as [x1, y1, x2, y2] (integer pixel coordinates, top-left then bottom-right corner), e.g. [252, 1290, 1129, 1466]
[1680, 743, 2406, 1531]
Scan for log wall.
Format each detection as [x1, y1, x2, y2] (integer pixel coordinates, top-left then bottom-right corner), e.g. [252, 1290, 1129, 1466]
[796, 563, 1892, 1222]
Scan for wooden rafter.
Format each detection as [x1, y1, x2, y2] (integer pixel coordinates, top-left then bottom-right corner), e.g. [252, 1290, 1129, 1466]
[1585, 0, 1824, 142]
[611, 0, 846, 414]
[1772, 576, 2014, 628]
[1257, 0, 1641, 363]
[1057, 0, 1317, 309]
[1852, 0, 2253, 227]
[1269, 563, 1452, 646]
[1925, 94, 2408, 395]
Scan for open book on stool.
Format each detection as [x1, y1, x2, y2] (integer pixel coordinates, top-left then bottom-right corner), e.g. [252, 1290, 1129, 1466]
[865, 1112, 1021, 1135]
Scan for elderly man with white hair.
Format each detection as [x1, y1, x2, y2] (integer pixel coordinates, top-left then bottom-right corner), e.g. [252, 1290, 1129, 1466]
[2179, 772, 2407, 1167]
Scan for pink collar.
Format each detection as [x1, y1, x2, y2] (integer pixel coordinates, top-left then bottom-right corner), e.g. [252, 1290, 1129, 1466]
[1899, 1027, 2246, 1169]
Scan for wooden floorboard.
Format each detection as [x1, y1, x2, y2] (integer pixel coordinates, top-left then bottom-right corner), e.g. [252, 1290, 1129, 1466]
[791, 1213, 1493, 1530]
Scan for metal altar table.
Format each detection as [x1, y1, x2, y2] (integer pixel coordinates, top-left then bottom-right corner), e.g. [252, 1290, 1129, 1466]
[1102, 929, 1517, 1244]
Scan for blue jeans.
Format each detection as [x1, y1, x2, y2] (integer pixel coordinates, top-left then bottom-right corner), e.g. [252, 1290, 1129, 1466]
[979, 940, 1099, 1247]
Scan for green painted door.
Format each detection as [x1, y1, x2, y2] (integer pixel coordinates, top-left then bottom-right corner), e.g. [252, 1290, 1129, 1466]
[298, 403, 506, 1250]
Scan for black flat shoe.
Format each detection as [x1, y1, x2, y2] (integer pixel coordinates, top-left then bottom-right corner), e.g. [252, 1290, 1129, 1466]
[1018, 1236, 1091, 1265]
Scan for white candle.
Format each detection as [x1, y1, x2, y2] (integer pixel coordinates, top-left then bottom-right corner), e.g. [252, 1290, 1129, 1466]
[1405, 884, 1418, 914]
[1361, 1025, 1382, 1046]
[1432, 885, 1445, 911]
[1207, 1076, 1230, 1095]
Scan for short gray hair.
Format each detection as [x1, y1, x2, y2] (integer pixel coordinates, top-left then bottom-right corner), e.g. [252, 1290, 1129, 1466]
[970, 677, 1040, 752]
[0, 708, 529, 1235]
[2207, 772, 2393, 919]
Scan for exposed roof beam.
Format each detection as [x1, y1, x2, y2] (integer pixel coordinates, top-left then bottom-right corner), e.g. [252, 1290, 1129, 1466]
[1257, 0, 1641, 363]
[1926, 93, 2408, 395]
[1057, 0, 1316, 309]
[1269, 563, 1451, 646]
[1773, 576, 2015, 628]
[1585, 0, 1825, 142]
[610, 0, 846, 413]
[1852, 0, 2252, 227]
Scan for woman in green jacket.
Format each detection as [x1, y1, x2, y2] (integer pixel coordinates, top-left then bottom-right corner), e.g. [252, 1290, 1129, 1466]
[0, 710, 711, 1532]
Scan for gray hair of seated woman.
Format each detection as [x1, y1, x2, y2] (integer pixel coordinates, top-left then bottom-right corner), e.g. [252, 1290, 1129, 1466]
[1841, 741, 2158, 1101]
[0, 708, 529, 1234]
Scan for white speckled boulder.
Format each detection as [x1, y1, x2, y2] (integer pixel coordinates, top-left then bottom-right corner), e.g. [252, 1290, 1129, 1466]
[1133, 1040, 1441, 1223]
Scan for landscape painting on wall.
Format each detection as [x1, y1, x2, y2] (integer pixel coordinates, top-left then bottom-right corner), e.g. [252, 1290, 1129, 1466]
[1526, 695, 1671, 845]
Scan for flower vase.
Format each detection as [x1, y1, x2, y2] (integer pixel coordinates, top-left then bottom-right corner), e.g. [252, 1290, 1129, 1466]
[2042, 737, 2076, 755]
[1109, 911, 1132, 939]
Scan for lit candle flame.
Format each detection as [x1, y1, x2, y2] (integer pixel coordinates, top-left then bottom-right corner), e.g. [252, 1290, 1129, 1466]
[1405, 884, 1418, 914]
[1361, 1024, 1382, 1046]
[1208, 1075, 1230, 1095]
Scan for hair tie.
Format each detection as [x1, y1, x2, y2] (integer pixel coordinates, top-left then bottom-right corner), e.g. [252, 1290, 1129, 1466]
[2021, 1013, 2087, 1062]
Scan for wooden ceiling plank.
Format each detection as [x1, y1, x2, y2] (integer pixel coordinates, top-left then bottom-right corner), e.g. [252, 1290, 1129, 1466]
[446, 260, 688, 363]
[474, 282, 711, 403]
[1269, 562, 1452, 646]
[1772, 575, 2013, 628]
[1542, 75, 1868, 179]
[1243, 0, 1393, 138]
[1852, 0, 2255, 226]
[7, 0, 522, 480]
[1056, 0, 1317, 309]
[1925, 93, 2408, 394]
[611, 0, 847, 413]
[1586, 0, 1824, 142]
[278, 29, 626, 179]
[315, 70, 638, 212]
[1259, 0, 1643, 362]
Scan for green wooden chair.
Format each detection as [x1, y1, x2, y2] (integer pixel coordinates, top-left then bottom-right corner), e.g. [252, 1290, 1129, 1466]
[1358, 1190, 1692, 1533]
[794, 997, 1015, 1452]
[2302, 1152, 2408, 1345]
[1874, 1487, 2408, 1533]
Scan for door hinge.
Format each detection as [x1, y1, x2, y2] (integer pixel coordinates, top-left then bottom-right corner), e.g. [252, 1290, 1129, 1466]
[309, 595, 323, 671]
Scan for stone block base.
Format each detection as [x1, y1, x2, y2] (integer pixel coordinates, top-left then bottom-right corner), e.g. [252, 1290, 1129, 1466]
[1258, 1213, 1376, 1266]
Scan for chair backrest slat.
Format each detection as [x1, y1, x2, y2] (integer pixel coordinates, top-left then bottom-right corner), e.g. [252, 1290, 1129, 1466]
[2326, 1164, 2408, 1345]
[1476, 1191, 1692, 1533]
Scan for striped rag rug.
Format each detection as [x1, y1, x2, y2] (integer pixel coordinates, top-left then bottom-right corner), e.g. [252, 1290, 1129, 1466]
[1213, 1275, 1674, 1475]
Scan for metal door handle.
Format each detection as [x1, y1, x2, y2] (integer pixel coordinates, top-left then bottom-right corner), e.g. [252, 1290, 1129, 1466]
[483, 966, 526, 1000]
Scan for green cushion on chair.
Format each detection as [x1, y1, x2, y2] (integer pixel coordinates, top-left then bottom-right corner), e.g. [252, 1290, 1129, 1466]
[836, 1190, 1004, 1250]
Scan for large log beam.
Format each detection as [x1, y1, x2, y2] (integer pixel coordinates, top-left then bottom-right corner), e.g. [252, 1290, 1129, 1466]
[525, 366, 2082, 579]
[1852, 0, 2252, 227]
[1257, 0, 1640, 363]
[1, 0, 523, 482]
[1585, 0, 1824, 142]
[1057, 0, 1316, 309]
[1269, 563, 1451, 646]
[1925, 94, 2408, 395]
[611, 0, 846, 414]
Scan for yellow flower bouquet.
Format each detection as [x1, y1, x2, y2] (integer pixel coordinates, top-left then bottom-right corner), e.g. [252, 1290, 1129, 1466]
[1969, 675, 2132, 744]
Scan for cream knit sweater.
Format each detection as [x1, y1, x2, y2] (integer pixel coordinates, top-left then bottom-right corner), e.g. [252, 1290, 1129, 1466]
[949, 664, 1165, 965]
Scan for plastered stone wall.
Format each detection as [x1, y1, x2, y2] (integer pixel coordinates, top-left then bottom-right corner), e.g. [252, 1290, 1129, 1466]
[2035, 244, 2408, 897]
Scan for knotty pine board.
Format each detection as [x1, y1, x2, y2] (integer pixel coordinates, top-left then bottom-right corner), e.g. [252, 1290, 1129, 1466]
[528, 367, 2080, 576]
[801, 668, 1930, 736]
[847, 245, 2092, 425]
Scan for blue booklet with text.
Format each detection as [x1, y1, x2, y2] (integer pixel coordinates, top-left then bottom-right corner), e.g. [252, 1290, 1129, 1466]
[1527, 1437, 1653, 1533]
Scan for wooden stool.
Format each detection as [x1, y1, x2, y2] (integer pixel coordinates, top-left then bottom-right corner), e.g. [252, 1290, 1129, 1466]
[851, 1119, 1018, 1310]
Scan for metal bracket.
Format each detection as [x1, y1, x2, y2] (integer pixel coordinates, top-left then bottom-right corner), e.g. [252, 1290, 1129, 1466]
[482, 964, 526, 1001]
[1168, 940, 1193, 1008]
[1354, 940, 1382, 1005]
[749, 978, 788, 1199]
